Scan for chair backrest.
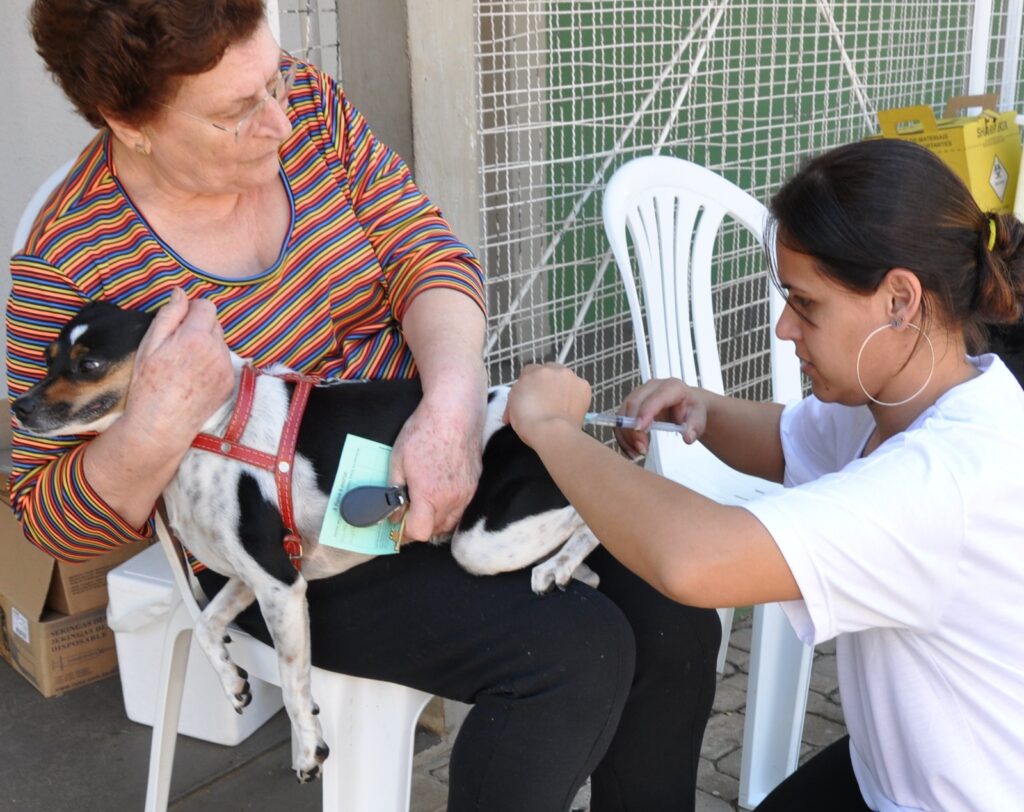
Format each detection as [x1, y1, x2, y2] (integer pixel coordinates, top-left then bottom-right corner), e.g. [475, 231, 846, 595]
[602, 156, 802, 498]
[11, 158, 76, 255]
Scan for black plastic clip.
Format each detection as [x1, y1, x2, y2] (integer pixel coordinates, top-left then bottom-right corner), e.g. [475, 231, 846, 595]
[340, 485, 409, 527]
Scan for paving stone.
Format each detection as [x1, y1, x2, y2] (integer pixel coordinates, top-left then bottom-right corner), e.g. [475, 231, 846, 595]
[700, 711, 745, 761]
[716, 746, 744, 781]
[805, 688, 846, 724]
[728, 625, 753, 653]
[726, 648, 751, 674]
[697, 788, 739, 811]
[571, 778, 592, 810]
[712, 673, 749, 713]
[698, 755, 740, 803]
[800, 711, 847, 749]
[409, 771, 449, 812]
[809, 653, 839, 694]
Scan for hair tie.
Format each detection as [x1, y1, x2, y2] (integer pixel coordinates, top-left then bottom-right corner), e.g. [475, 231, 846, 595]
[987, 216, 998, 251]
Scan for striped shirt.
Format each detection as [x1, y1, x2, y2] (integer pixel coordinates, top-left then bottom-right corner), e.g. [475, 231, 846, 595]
[6, 61, 485, 562]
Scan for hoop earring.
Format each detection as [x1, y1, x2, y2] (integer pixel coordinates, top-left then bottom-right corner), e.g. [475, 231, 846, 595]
[855, 319, 935, 407]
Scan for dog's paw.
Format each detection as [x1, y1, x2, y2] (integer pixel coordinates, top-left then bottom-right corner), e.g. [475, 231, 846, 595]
[530, 562, 558, 594]
[531, 555, 600, 594]
[571, 562, 600, 589]
[530, 553, 578, 594]
[294, 741, 330, 783]
[227, 665, 252, 714]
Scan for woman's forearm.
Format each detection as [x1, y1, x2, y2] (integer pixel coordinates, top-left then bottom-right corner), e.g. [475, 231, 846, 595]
[699, 392, 786, 483]
[525, 416, 800, 607]
[401, 288, 487, 401]
[81, 414, 192, 530]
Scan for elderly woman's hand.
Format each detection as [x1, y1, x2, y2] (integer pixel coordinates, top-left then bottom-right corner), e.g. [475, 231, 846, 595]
[389, 388, 484, 542]
[505, 363, 592, 448]
[119, 289, 236, 458]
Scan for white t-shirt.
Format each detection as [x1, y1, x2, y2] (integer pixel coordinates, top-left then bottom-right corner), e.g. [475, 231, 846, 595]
[745, 354, 1024, 812]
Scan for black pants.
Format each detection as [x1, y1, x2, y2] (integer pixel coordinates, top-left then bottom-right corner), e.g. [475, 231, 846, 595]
[755, 736, 872, 811]
[198, 544, 720, 811]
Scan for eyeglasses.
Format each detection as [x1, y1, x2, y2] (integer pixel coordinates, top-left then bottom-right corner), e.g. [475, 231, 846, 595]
[158, 53, 297, 143]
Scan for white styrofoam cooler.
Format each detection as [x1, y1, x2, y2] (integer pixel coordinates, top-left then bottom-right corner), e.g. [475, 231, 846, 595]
[106, 544, 284, 745]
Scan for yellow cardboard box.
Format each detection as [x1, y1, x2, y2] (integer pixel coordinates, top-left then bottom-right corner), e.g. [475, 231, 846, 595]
[876, 94, 1021, 213]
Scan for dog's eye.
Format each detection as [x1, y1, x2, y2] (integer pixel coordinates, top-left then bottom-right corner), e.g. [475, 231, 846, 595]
[78, 358, 105, 376]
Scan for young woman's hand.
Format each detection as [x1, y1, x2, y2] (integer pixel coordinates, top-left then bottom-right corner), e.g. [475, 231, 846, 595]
[615, 377, 708, 458]
[505, 363, 592, 447]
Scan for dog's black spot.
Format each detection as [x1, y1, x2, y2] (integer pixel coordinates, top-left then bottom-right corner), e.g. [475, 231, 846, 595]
[459, 425, 569, 533]
[294, 378, 424, 496]
[62, 302, 155, 364]
[236, 474, 301, 586]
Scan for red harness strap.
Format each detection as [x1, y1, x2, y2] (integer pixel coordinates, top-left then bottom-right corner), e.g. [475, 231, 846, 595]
[191, 365, 317, 571]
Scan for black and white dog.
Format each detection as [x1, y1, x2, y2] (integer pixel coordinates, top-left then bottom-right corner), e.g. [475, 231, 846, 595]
[12, 301, 599, 782]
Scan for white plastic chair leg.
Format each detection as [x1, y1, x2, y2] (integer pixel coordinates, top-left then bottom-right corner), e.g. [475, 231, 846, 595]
[715, 607, 734, 672]
[312, 670, 432, 812]
[737, 602, 814, 809]
[144, 599, 195, 812]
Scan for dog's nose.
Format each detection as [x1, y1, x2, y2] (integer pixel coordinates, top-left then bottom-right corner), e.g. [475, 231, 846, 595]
[12, 396, 37, 423]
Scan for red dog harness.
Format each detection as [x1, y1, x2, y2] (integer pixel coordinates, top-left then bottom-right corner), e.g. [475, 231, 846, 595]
[191, 365, 317, 571]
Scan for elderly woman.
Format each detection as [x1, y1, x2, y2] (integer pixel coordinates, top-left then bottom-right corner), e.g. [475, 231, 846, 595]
[9, 1, 720, 809]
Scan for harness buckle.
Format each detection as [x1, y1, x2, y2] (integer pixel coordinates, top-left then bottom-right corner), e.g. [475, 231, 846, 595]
[283, 534, 303, 570]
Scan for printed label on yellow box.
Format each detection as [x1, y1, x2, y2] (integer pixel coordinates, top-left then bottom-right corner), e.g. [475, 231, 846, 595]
[874, 97, 1021, 213]
[318, 434, 401, 555]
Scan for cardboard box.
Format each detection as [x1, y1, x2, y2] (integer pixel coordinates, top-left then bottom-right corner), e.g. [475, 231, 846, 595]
[1, 466, 149, 697]
[875, 94, 1021, 213]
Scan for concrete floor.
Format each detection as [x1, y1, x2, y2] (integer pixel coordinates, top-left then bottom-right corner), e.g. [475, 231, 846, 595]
[0, 614, 845, 811]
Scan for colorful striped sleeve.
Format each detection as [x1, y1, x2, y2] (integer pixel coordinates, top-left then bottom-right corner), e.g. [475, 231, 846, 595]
[331, 85, 486, 321]
[6, 255, 152, 561]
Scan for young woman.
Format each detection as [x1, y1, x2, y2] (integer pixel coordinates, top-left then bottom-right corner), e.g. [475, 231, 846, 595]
[507, 139, 1024, 811]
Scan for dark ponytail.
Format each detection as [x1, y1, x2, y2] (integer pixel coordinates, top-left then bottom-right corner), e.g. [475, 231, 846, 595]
[977, 213, 1024, 323]
[768, 138, 1024, 354]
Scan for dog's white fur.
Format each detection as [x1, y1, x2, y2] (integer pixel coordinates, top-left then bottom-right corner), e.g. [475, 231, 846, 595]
[159, 357, 599, 781]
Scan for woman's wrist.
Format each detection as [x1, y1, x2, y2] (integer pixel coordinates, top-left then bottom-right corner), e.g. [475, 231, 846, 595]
[517, 414, 581, 452]
[82, 413, 191, 527]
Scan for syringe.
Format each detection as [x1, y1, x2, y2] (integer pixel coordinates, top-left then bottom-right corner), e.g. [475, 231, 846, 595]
[584, 412, 687, 434]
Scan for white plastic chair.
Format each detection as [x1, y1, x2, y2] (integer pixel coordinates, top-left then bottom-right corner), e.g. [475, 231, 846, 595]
[11, 158, 75, 255]
[602, 155, 814, 809]
[12, 161, 432, 812]
[147, 513, 432, 811]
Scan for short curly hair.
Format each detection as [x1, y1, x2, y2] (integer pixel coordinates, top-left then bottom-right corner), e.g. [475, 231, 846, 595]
[31, 0, 266, 129]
